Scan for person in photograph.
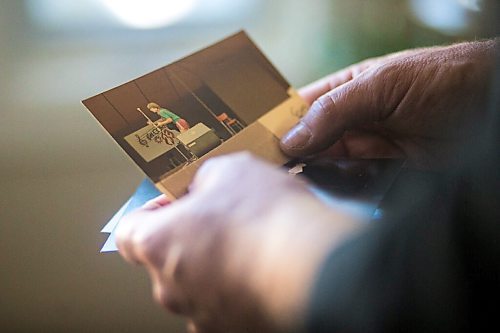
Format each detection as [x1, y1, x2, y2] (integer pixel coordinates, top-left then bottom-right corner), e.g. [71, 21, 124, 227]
[147, 102, 190, 132]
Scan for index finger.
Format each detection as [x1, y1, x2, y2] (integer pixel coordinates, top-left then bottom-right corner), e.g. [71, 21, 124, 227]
[115, 198, 186, 267]
[143, 194, 171, 210]
[299, 58, 377, 104]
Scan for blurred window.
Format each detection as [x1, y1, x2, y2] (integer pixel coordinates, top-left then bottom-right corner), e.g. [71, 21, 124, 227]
[25, 0, 260, 32]
[409, 0, 483, 35]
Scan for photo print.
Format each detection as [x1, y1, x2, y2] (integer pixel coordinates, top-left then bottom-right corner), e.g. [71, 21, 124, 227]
[83, 31, 308, 198]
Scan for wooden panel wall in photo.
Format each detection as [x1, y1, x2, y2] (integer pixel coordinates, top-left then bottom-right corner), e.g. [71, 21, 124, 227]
[199, 52, 290, 125]
[103, 82, 148, 129]
[135, 68, 179, 111]
[82, 94, 128, 136]
[176, 32, 243, 72]
[244, 39, 290, 91]
[164, 65, 205, 100]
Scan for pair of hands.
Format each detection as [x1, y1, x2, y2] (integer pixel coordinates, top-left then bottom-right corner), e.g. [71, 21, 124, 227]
[116, 40, 496, 333]
[118, 153, 359, 333]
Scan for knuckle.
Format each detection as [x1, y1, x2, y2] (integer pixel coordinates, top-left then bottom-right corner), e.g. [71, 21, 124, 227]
[114, 215, 136, 249]
[130, 228, 162, 263]
[197, 157, 218, 173]
[364, 61, 395, 84]
[213, 151, 255, 167]
[226, 151, 257, 167]
[197, 152, 256, 181]
[115, 212, 157, 262]
[310, 96, 330, 116]
[196, 157, 226, 179]
[305, 94, 337, 131]
[129, 229, 151, 252]
[153, 284, 184, 314]
[309, 93, 339, 124]
[371, 60, 411, 84]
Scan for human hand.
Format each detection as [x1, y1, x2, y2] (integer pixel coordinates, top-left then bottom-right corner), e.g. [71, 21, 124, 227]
[281, 40, 497, 169]
[116, 153, 362, 333]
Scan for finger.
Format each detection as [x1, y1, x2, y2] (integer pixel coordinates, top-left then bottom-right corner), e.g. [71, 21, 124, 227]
[299, 59, 378, 105]
[151, 261, 193, 315]
[314, 130, 405, 160]
[117, 197, 202, 319]
[114, 210, 146, 264]
[186, 320, 219, 333]
[299, 68, 355, 105]
[189, 152, 259, 193]
[187, 157, 220, 193]
[116, 197, 170, 263]
[281, 63, 406, 157]
[186, 320, 198, 333]
[115, 198, 189, 267]
[143, 194, 171, 210]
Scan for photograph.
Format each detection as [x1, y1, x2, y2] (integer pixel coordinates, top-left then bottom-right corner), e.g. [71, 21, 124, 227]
[3, 1, 498, 332]
[83, 31, 293, 182]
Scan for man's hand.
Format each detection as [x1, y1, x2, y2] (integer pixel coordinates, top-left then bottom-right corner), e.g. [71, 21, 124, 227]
[116, 153, 361, 333]
[281, 40, 497, 169]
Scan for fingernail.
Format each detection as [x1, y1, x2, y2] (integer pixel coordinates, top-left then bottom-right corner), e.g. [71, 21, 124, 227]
[281, 122, 311, 149]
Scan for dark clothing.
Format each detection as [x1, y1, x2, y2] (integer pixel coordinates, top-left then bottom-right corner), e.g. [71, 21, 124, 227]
[306, 46, 500, 332]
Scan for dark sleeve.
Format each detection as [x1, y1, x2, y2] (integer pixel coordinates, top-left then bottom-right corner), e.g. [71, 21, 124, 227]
[306, 43, 500, 333]
[306, 173, 468, 332]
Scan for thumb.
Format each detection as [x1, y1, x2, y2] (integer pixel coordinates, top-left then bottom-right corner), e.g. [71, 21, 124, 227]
[280, 68, 397, 157]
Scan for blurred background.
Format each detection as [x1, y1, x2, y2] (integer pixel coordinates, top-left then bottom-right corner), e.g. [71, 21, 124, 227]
[0, 0, 497, 332]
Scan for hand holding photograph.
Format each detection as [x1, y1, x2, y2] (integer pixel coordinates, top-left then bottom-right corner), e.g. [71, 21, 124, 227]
[83, 31, 308, 199]
[84, 31, 406, 253]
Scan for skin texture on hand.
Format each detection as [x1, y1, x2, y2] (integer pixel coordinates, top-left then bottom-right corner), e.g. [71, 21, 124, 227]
[116, 153, 362, 333]
[281, 39, 497, 169]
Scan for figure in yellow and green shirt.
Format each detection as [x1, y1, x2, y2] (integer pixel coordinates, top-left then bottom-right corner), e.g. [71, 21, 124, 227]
[146, 102, 190, 132]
